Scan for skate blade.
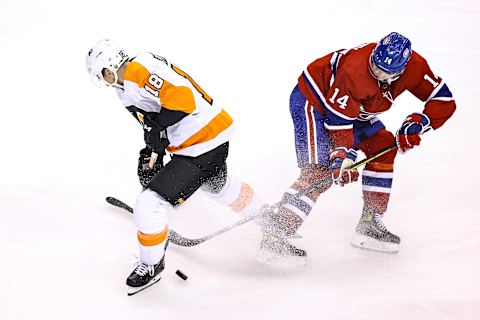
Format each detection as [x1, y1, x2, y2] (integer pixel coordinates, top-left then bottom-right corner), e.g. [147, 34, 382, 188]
[127, 274, 162, 296]
[288, 233, 303, 239]
[351, 234, 399, 254]
[256, 249, 307, 267]
[257, 248, 280, 265]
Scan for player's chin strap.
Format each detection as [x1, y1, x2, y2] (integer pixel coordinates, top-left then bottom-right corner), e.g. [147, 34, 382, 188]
[106, 76, 124, 89]
[109, 82, 124, 89]
[106, 59, 128, 89]
[107, 146, 398, 247]
[101, 68, 125, 89]
[90, 75, 124, 89]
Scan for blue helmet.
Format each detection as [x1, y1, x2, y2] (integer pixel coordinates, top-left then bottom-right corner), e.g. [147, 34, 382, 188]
[372, 32, 412, 74]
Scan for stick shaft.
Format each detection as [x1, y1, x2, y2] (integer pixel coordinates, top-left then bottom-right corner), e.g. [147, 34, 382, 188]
[348, 145, 397, 170]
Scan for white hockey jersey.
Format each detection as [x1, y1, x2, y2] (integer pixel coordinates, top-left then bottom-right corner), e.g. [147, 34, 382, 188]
[117, 53, 233, 157]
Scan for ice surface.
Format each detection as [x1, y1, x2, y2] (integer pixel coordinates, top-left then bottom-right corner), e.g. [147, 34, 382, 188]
[1, 0, 479, 319]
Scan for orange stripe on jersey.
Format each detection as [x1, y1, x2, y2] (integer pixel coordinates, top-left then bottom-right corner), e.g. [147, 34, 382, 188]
[229, 183, 254, 213]
[159, 81, 195, 114]
[166, 109, 233, 153]
[137, 227, 168, 247]
[124, 61, 150, 86]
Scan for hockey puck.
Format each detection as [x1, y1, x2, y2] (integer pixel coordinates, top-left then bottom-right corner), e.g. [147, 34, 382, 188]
[176, 269, 188, 281]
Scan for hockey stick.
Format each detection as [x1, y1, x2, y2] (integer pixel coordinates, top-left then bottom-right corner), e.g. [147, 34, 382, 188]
[107, 146, 396, 247]
[106, 181, 329, 247]
[170, 145, 397, 247]
[347, 145, 397, 170]
[162, 146, 398, 245]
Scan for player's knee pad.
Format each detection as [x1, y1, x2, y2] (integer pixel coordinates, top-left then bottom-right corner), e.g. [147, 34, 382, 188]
[297, 165, 332, 192]
[134, 188, 172, 234]
[204, 174, 241, 205]
[359, 129, 398, 166]
[375, 130, 397, 163]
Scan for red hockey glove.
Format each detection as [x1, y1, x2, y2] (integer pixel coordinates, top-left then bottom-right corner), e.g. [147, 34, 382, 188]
[395, 113, 432, 153]
[329, 147, 359, 187]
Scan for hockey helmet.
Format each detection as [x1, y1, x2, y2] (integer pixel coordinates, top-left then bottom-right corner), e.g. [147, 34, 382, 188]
[86, 39, 129, 87]
[371, 32, 412, 74]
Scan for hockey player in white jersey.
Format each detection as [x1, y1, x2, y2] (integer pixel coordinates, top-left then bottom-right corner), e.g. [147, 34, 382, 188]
[85, 39, 266, 295]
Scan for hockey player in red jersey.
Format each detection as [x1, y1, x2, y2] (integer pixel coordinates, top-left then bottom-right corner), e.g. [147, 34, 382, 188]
[85, 39, 266, 294]
[262, 32, 456, 254]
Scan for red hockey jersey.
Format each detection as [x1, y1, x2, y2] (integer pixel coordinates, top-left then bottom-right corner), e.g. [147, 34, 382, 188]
[297, 43, 456, 148]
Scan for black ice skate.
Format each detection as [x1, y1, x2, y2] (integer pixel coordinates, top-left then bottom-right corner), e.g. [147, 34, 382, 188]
[257, 207, 307, 264]
[126, 257, 165, 296]
[351, 209, 401, 253]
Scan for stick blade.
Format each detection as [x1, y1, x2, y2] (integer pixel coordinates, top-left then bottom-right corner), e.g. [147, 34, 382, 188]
[168, 229, 202, 247]
[106, 196, 133, 213]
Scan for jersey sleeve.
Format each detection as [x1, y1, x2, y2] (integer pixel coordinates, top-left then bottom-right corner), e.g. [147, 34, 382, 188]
[407, 53, 456, 129]
[146, 70, 197, 115]
[323, 74, 362, 149]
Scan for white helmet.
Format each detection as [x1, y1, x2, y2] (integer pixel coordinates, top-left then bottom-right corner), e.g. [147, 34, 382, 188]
[86, 39, 129, 87]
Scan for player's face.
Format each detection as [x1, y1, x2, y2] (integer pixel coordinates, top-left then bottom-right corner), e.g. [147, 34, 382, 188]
[102, 69, 116, 85]
[369, 57, 402, 83]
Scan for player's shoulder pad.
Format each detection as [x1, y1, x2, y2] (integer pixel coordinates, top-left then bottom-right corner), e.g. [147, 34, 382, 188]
[130, 52, 169, 72]
[336, 51, 371, 84]
[406, 50, 428, 69]
[125, 53, 173, 87]
[401, 50, 431, 83]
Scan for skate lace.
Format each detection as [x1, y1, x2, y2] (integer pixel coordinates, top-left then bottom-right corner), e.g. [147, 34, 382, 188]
[134, 263, 155, 276]
[373, 213, 388, 232]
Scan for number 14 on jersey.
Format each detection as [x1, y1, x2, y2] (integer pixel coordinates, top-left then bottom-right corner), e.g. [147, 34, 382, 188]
[329, 88, 349, 109]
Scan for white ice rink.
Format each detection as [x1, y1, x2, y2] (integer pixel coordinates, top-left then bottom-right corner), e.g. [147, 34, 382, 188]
[1, 0, 479, 319]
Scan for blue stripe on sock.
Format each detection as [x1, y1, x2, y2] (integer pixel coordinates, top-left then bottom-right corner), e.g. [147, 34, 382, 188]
[282, 193, 312, 216]
[362, 176, 393, 189]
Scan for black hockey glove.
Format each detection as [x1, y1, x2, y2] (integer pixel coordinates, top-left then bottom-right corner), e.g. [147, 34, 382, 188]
[144, 131, 170, 154]
[137, 147, 164, 188]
